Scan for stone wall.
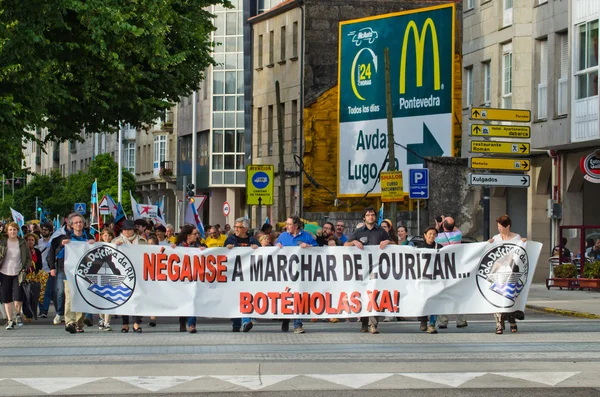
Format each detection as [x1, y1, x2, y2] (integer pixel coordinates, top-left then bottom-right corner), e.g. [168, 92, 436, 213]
[426, 156, 482, 239]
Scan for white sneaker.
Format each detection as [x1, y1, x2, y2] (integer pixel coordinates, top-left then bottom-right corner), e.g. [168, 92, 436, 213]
[98, 318, 105, 329]
[103, 323, 112, 331]
[5, 320, 15, 330]
[53, 315, 64, 325]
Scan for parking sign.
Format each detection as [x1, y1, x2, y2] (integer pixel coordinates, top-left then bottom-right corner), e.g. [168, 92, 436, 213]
[409, 169, 429, 199]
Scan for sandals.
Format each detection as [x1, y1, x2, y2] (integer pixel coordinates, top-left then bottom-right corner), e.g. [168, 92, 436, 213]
[510, 323, 518, 333]
[121, 326, 129, 333]
[133, 324, 142, 333]
[495, 324, 503, 334]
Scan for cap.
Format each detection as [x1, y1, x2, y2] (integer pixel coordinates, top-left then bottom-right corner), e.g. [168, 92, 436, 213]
[122, 220, 135, 230]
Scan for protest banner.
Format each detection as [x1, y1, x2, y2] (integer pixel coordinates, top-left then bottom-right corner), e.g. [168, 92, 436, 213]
[66, 241, 542, 318]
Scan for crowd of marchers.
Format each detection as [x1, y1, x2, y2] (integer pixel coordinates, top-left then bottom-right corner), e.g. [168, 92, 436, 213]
[0, 209, 533, 336]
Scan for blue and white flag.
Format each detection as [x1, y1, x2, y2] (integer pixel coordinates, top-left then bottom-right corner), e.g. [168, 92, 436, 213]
[91, 180, 98, 204]
[377, 203, 384, 226]
[10, 207, 25, 237]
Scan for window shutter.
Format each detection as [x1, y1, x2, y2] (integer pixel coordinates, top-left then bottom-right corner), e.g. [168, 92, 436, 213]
[540, 40, 548, 84]
[560, 34, 568, 78]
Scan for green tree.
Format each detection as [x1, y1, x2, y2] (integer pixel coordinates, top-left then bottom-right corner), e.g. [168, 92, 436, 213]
[1, 0, 229, 144]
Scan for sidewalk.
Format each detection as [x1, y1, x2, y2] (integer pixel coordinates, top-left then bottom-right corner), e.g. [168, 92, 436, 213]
[526, 283, 600, 318]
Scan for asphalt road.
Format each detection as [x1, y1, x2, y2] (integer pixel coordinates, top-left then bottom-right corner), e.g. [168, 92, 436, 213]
[0, 312, 599, 395]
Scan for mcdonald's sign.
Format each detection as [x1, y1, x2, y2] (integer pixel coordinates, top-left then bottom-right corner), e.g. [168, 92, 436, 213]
[338, 4, 455, 197]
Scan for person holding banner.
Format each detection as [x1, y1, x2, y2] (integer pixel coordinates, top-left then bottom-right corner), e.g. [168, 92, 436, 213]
[0, 222, 32, 330]
[48, 213, 95, 334]
[489, 214, 526, 335]
[415, 226, 443, 334]
[175, 224, 206, 333]
[112, 220, 146, 333]
[344, 207, 392, 334]
[276, 215, 318, 334]
[226, 217, 260, 332]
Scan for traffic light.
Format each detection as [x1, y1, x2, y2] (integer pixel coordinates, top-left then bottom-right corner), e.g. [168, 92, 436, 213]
[186, 183, 195, 200]
[37, 199, 43, 213]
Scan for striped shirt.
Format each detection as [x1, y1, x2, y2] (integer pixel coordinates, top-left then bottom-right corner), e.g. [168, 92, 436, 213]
[435, 229, 462, 246]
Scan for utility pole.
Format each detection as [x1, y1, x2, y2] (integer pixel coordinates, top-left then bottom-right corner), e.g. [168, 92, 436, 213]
[118, 124, 123, 203]
[384, 48, 397, 226]
[276, 81, 286, 222]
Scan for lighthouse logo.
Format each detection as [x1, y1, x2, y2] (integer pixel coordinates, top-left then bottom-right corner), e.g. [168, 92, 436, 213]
[476, 243, 529, 309]
[75, 245, 136, 310]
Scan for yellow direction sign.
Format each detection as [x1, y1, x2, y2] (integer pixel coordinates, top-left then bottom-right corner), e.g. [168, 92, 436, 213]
[470, 124, 530, 138]
[470, 141, 530, 155]
[469, 157, 530, 172]
[470, 107, 531, 122]
[380, 171, 404, 203]
[246, 164, 274, 205]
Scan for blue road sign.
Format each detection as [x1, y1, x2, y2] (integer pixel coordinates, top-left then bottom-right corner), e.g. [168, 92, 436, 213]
[409, 169, 429, 199]
[74, 203, 86, 214]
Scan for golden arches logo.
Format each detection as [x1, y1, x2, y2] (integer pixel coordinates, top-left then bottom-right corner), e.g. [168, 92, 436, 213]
[399, 18, 440, 95]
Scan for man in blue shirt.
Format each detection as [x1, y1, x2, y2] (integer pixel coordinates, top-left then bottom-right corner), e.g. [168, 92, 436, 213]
[334, 221, 348, 244]
[276, 215, 317, 334]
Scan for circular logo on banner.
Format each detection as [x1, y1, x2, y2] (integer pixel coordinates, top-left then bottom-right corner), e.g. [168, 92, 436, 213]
[476, 243, 529, 309]
[580, 151, 600, 183]
[75, 245, 136, 310]
[252, 172, 270, 189]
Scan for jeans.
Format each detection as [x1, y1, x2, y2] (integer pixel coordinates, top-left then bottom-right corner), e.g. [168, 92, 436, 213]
[418, 315, 437, 325]
[55, 271, 66, 316]
[231, 317, 252, 329]
[282, 319, 303, 329]
[40, 274, 56, 315]
[187, 317, 196, 327]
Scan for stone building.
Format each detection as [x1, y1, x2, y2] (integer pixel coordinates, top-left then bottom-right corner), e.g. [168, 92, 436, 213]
[462, 0, 600, 281]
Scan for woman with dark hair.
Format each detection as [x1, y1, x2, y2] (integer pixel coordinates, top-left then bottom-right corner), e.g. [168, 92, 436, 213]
[380, 219, 398, 244]
[23, 233, 46, 322]
[488, 214, 527, 334]
[0, 222, 32, 329]
[397, 225, 410, 245]
[415, 226, 442, 334]
[176, 224, 206, 333]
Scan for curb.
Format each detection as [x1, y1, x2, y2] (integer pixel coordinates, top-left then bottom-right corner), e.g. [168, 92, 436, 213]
[526, 304, 600, 319]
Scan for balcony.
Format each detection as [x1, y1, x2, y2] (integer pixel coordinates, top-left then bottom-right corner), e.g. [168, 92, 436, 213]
[159, 161, 174, 178]
[161, 111, 174, 133]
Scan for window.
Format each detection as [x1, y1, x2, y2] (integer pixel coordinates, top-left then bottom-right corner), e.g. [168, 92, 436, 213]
[503, 0, 513, 27]
[483, 61, 491, 105]
[198, 131, 209, 167]
[268, 105, 273, 156]
[467, 0, 475, 10]
[257, 34, 263, 67]
[292, 22, 298, 59]
[502, 43, 513, 109]
[257, 107, 262, 157]
[124, 142, 136, 173]
[465, 67, 473, 107]
[291, 100, 298, 153]
[280, 26, 286, 62]
[153, 135, 167, 177]
[576, 21, 599, 99]
[268, 30, 274, 66]
[557, 33, 568, 115]
[538, 39, 548, 119]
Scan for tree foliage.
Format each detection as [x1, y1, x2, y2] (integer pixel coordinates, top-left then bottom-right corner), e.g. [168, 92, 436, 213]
[0, 0, 230, 144]
[0, 154, 137, 221]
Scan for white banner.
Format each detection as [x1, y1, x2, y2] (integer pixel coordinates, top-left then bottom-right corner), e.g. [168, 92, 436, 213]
[65, 241, 542, 318]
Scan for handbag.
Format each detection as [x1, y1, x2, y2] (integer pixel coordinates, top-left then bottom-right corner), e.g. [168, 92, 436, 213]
[18, 269, 28, 286]
[0, 245, 6, 265]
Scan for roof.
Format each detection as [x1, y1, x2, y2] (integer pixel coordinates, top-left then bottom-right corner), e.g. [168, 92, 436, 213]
[248, 0, 300, 24]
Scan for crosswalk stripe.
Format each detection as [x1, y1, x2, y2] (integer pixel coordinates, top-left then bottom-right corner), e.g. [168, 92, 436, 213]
[114, 376, 201, 392]
[400, 372, 486, 387]
[14, 377, 105, 394]
[491, 371, 580, 386]
[211, 375, 297, 390]
[306, 374, 395, 389]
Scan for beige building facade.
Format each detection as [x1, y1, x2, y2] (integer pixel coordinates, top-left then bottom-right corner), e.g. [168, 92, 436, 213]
[249, 1, 303, 227]
[462, 0, 600, 281]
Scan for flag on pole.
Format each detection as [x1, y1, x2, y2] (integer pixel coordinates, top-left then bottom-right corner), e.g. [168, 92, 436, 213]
[113, 202, 127, 236]
[129, 191, 141, 220]
[10, 207, 25, 237]
[91, 180, 98, 204]
[158, 195, 165, 218]
[185, 200, 205, 238]
[106, 194, 118, 219]
[39, 210, 47, 223]
[264, 216, 270, 225]
[377, 203, 384, 226]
